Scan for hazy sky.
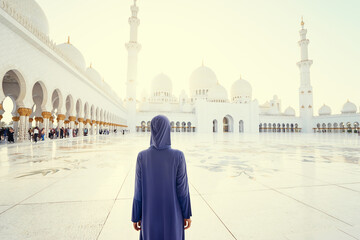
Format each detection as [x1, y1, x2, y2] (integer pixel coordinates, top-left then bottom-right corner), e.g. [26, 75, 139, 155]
[33, 0, 360, 115]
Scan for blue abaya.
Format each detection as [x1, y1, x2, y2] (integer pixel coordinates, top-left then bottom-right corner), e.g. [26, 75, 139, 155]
[132, 115, 192, 240]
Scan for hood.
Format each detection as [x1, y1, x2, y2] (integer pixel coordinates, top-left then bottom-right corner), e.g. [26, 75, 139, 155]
[150, 115, 171, 150]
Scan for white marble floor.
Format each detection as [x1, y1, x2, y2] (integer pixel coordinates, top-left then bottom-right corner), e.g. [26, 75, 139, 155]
[0, 133, 360, 240]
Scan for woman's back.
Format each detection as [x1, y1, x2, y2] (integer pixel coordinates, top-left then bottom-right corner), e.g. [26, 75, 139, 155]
[132, 115, 192, 240]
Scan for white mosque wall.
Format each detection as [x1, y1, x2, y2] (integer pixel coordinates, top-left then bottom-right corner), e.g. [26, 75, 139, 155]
[0, 10, 127, 123]
[312, 114, 360, 132]
[194, 100, 259, 133]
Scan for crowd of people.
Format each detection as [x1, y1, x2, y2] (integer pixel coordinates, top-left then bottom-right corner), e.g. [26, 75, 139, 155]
[0, 126, 126, 144]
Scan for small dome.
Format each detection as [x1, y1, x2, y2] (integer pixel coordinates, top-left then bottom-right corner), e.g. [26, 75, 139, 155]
[230, 77, 252, 103]
[341, 100, 357, 114]
[189, 65, 218, 92]
[260, 101, 271, 108]
[86, 67, 102, 84]
[151, 73, 172, 95]
[284, 106, 295, 116]
[207, 84, 228, 102]
[6, 0, 50, 35]
[318, 104, 331, 116]
[57, 41, 86, 69]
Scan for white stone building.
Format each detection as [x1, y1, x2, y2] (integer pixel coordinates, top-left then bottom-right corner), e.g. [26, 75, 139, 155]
[124, 2, 359, 134]
[1, 0, 359, 137]
[0, 0, 128, 141]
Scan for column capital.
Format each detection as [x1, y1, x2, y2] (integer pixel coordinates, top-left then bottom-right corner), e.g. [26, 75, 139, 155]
[0, 103, 3, 111]
[41, 112, 52, 119]
[12, 116, 20, 122]
[29, 118, 33, 122]
[64, 120, 70, 124]
[69, 116, 76, 122]
[86, 119, 91, 124]
[35, 117, 44, 123]
[78, 118, 84, 123]
[0, 115, 3, 121]
[57, 114, 66, 121]
[18, 108, 31, 116]
[96, 121, 100, 125]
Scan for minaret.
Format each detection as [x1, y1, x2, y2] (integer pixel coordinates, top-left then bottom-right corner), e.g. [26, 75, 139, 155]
[125, 0, 141, 130]
[297, 17, 314, 133]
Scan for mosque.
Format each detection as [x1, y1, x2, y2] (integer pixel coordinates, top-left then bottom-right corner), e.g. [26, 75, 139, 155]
[0, 0, 359, 141]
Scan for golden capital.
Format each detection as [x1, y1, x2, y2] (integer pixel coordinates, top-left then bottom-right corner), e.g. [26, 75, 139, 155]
[78, 118, 84, 123]
[50, 116, 54, 121]
[57, 114, 66, 121]
[0, 115, 3, 121]
[17, 108, 28, 116]
[0, 104, 3, 111]
[96, 121, 100, 124]
[12, 116, 20, 122]
[29, 118, 33, 122]
[75, 121, 79, 125]
[64, 120, 70, 124]
[86, 119, 91, 124]
[41, 112, 52, 119]
[26, 108, 32, 116]
[69, 116, 76, 122]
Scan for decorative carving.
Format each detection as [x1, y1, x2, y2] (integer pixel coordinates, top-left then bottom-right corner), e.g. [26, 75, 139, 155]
[12, 116, 20, 122]
[17, 108, 28, 116]
[0, 104, 3, 111]
[29, 118, 33, 122]
[78, 118, 84, 123]
[69, 116, 76, 122]
[35, 117, 43, 123]
[57, 114, 66, 121]
[0, 115, 2, 121]
[41, 112, 52, 119]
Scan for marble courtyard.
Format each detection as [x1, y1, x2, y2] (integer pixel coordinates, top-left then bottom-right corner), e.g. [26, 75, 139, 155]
[0, 133, 360, 240]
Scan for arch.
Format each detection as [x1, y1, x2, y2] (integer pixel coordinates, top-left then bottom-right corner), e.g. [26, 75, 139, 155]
[65, 95, 74, 117]
[170, 121, 174, 132]
[2, 69, 27, 106]
[282, 123, 285, 132]
[322, 123, 327, 133]
[32, 81, 48, 113]
[176, 121, 180, 132]
[340, 122, 345, 133]
[346, 122, 352, 133]
[51, 89, 63, 115]
[354, 122, 359, 133]
[290, 123, 294, 132]
[277, 123, 281, 133]
[213, 119, 218, 132]
[141, 121, 146, 132]
[187, 122, 191, 132]
[147, 121, 151, 132]
[182, 122, 186, 132]
[223, 115, 234, 132]
[76, 99, 83, 118]
[239, 120, 244, 133]
[259, 123, 262, 133]
[272, 123, 276, 133]
[286, 123, 289, 132]
[333, 123, 339, 133]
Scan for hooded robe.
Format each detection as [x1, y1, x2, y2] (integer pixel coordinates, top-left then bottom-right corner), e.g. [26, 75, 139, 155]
[132, 115, 192, 240]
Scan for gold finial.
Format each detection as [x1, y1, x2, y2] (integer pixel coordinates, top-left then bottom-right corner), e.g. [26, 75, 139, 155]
[90, 63, 92, 68]
[301, 16, 304, 27]
[67, 36, 70, 44]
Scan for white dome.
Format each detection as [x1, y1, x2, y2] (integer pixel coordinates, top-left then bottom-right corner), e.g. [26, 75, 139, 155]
[261, 101, 271, 108]
[86, 67, 102, 84]
[151, 73, 172, 95]
[284, 106, 295, 116]
[230, 77, 252, 103]
[6, 0, 50, 35]
[57, 42, 86, 69]
[341, 100, 357, 114]
[207, 84, 228, 102]
[189, 65, 218, 92]
[318, 104, 331, 116]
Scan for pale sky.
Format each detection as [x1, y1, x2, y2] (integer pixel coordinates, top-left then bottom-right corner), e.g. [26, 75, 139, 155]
[6, 0, 360, 120]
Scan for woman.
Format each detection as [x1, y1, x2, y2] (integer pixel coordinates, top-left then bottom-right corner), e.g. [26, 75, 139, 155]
[132, 115, 192, 240]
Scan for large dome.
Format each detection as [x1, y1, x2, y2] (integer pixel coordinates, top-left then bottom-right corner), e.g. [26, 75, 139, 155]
[189, 65, 218, 92]
[151, 73, 172, 95]
[284, 106, 295, 116]
[341, 100, 357, 114]
[57, 41, 86, 70]
[86, 66, 102, 85]
[318, 104, 331, 116]
[6, 0, 50, 35]
[207, 84, 228, 102]
[230, 77, 252, 103]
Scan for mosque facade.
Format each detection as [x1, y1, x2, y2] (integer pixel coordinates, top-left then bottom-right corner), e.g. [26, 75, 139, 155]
[0, 0, 128, 141]
[0, 0, 359, 139]
[125, 1, 360, 134]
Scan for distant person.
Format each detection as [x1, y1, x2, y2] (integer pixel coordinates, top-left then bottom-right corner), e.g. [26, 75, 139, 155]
[33, 127, 39, 143]
[132, 115, 192, 240]
[8, 128, 15, 143]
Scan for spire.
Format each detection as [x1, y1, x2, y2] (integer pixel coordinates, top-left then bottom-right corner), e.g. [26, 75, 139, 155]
[301, 16, 304, 29]
[134, 0, 137, 6]
[67, 36, 70, 44]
